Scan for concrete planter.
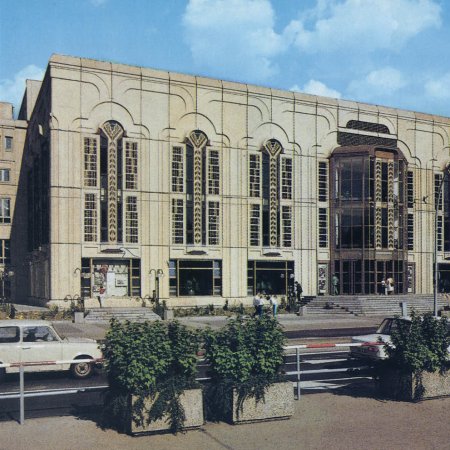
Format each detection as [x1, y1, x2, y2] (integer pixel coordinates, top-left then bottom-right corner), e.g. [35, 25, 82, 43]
[378, 367, 450, 401]
[129, 388, 203, 434]
[74, 312, 85, 323]
[231, 381, 294, 424]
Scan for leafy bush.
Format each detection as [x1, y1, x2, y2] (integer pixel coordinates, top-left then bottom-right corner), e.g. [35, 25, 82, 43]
[383, 312, 450, 374]
[102, 319, 200, 433]
[203, 316, 286, 421]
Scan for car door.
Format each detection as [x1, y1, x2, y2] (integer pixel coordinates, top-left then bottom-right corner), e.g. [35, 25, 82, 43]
[21, 326, 63, 372]
[0, 326, 21, 373]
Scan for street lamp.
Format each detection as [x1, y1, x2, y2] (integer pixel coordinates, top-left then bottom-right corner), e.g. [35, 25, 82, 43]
[434, 162, 450, 317]
[0, 268, 14, 303]
[149, 269, 164, 302]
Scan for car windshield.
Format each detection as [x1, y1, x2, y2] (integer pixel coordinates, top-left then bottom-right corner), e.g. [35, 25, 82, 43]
[376, 318, 407, 335]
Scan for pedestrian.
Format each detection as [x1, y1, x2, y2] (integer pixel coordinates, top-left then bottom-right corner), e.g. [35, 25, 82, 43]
[332, 274, 339, 295]
[253, 292, 261, 317]
[269, 294, 278, 317]
[386, 277, 394, 295]
[295, 281, 303, 303]
[380, 279, 386, 295]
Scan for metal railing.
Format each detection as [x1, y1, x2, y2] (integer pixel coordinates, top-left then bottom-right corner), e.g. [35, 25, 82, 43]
[0, 358, 103, 425]
[0, 342, 380, 424]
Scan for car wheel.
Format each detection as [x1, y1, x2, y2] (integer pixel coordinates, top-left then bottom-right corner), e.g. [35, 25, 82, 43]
[0, 366, 5, 383]
[70, 357, 93, 379]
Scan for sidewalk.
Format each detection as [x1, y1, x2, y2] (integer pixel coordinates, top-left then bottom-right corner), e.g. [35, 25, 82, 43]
[1, 386, 449, 450]
[50, 313, 383, 342]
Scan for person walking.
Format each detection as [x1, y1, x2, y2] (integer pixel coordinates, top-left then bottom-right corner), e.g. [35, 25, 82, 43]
[332, 274, 339, 295]
[269, 294, 278, 317]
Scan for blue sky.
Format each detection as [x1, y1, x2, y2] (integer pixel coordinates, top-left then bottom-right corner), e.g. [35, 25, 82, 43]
[1, 0, 450, 117]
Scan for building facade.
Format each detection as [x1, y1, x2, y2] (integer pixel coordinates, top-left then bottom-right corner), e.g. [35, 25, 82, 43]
[2, 54, 450, 308]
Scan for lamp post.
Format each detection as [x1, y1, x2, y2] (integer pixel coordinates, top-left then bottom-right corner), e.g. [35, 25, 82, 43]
[434, 163, 450, 317]
[0, 268, 14, 303]
[149, 269, 164, 302]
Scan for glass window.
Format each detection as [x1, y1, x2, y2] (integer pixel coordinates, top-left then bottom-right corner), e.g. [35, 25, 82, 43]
[0, 326, 19, 343]
[125, 196, 138, 243]
[318, 161, 328, 202]
[84, 194, 97, 242]
[0, 239, 10, 264]
[84, 137, 97, 187]
[249, 154, 261, 197]
[171, 259, 221, 296]
[0, 198, 11, 224]
[318, 207, 328, 248]
[23, 326, 58, 342]
[171, 146, 184, 193]
[4, 136, 12, 151]
[249, 204, 260, 247]
[247, 260, 294, 296]
[407, 171, 414, 209]
[0, 169, 10, 182]
[125, 141, 138, 190]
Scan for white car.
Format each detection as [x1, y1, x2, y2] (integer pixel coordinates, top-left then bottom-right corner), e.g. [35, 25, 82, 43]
[349, 316, 450, 360]
[0, 320, 102, 381]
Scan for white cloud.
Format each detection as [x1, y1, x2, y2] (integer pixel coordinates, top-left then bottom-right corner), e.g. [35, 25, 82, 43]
[290, 0, 441, 53]
[183, 0, 287, 81]
[291, 80, 341, 99]
[0, 65, 45, 113]
[347, 67, 406, 99]
[425, 73, 450, 100]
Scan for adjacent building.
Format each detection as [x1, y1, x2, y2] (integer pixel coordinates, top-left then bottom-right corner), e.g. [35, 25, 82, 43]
[1, 54, 450, 308]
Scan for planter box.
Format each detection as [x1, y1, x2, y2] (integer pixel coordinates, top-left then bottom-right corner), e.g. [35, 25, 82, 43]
[231, 381, 294, 424]
[130, 388, 203, 434]
[378, 367, 450, 401]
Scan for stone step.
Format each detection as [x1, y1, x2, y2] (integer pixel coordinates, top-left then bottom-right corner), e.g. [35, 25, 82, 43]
[85, 307, 161, 323]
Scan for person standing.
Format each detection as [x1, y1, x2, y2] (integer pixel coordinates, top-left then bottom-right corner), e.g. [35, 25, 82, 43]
[332, 274, 339, 295]
[253, 292, 261, 317]
[380, 279, 386, 295]
[386, 277, 394, 295]
[269, 294, 278, 317]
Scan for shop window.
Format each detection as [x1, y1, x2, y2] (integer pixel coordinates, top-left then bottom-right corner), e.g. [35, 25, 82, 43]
[247, 260, 294, 296]
[169, 259, 222, 296]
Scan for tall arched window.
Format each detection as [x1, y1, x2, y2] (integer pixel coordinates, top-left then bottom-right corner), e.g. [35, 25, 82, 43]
[82, 120, 139, 244]
[249, 139, 292, 248]
[170, 130, 220, 246]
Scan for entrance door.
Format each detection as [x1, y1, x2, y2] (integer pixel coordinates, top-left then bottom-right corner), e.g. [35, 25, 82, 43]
[341, 260, 362, 295]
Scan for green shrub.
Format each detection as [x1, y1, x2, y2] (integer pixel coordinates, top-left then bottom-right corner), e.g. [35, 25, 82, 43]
[203, 316, 286, 421]
[102, 319, 200, 433]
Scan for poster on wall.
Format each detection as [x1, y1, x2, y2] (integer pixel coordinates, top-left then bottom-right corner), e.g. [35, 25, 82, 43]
[318, 263, 328, 295]
[407, 264, 415, 293]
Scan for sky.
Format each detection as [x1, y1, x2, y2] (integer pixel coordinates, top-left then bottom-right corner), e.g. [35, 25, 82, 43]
[1, 0, 450, 117]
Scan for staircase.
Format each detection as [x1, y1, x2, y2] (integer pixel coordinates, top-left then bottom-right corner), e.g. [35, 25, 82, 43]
[84, 307, 162, 323]
[305, 295, 450, 316]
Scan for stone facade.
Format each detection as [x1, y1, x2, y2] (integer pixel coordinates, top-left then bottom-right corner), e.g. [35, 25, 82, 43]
[2, 54, 450, 307]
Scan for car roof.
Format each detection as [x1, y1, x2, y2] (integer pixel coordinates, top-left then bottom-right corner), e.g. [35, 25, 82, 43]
[0, 320, 52, 327]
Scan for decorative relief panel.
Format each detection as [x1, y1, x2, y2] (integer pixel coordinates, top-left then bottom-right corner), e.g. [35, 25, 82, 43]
[188, 130, 208, 245]
[101, 121, 124, 244]
[265, 140, 283, 247]
[375, 207, 382, 248]
[375, 160, 382, 202]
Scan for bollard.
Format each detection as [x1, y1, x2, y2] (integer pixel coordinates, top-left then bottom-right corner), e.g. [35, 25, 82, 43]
[296, 347, 301, 400]
[20, 365, 24, 425]
[400, 301, 407, 317]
